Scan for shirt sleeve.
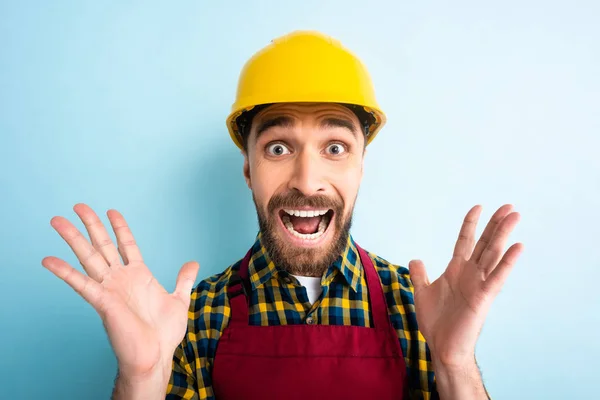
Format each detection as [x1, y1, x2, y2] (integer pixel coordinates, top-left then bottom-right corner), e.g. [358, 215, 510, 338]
[166, 321, 219, 400]
[165, 275, 229, 400]
[166, 334, 200, 400]
[384, 261, 440, 400]
[401, 271, 439, 400]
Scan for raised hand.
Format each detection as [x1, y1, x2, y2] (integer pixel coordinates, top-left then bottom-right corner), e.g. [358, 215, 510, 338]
[42, 204, 199, 382]
[408, 204, 523, 369]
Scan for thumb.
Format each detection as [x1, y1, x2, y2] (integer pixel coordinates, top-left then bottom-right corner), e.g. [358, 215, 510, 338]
[408, 259, 430, 292]
[173, 261, 200, 305]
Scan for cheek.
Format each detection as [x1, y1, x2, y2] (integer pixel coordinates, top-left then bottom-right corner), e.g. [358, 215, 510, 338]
[329, 162, 362, 212]
[250, 157, 290, 210]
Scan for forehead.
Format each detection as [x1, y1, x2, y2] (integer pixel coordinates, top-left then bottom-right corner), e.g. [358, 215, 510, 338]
[243, 102, 367, 153]
[253, 102, 361, 127]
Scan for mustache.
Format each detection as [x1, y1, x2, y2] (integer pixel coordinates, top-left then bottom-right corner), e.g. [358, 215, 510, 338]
[267, 192, 343, 213]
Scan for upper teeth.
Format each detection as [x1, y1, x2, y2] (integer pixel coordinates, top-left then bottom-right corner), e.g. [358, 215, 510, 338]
[283, 209, 329, 217]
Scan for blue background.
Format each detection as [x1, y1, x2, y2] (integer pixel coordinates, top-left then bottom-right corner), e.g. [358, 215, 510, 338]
[1, 1, 598, 399]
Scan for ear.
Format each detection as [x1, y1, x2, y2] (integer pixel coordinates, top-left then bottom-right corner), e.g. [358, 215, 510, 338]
[242, 150, 252, 189]
[361, 147, 367, 178]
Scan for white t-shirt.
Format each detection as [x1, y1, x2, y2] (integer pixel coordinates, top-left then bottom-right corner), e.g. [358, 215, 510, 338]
[291, 275, 323, 305]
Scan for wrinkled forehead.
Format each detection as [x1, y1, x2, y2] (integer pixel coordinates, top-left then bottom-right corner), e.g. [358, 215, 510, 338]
[254, 102, 361, 124]
[248, 102, 365, 145]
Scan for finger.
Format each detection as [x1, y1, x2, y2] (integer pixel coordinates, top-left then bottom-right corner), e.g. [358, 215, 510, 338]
[73, 204, 121, 266]
[470, 204, 514, 263]
[106, 209, 144, 265]
[50, 216, 111, 282]
[453, 205, 482, 260]
[408, 259, 430, 292]
[483, 242, 524, 295]
[42, 256, 103, 307]
[173, 261, 200, 305]
[479, 212, 521, 276]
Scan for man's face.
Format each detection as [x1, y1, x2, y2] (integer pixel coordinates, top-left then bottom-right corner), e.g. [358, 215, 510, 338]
[243, 103, 365, 276]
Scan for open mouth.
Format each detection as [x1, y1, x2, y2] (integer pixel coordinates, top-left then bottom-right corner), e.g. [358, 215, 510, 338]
[278, 208, 334, 241]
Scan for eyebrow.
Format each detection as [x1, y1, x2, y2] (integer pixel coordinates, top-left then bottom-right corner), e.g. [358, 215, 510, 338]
[255, 116, 295, 141]
[254, 115, 359, 142]
[319, 117, 359, 137]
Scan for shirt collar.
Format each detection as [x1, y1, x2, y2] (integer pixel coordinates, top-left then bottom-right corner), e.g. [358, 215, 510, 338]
[247, 232, 363, 292]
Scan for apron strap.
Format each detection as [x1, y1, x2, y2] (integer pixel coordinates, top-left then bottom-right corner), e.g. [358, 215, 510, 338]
[226, 249, 252, 325]
[227, 244, 392, 331]
[354, 244, 393, 332]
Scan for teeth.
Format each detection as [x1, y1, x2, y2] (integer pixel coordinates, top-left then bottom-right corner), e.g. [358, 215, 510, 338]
[284, 209, 329, 217]
[282, 214, 294, 230]
[281, 213, 331, 240]
[318, 217, 327, 232]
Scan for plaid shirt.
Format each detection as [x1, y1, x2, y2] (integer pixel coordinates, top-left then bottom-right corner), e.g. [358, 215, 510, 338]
[166, 233, 438, 399]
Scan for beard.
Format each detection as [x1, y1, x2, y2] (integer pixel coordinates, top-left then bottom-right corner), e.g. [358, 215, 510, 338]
[253, 191, 354, 277]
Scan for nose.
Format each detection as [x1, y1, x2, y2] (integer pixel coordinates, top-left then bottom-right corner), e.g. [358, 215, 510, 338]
[287, 149, 326, 197]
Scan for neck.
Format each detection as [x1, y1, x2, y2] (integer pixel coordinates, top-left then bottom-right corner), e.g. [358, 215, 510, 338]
[284, 265, 326, 277]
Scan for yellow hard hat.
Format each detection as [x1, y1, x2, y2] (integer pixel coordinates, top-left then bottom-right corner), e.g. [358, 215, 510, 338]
[226, 30, 386, 149]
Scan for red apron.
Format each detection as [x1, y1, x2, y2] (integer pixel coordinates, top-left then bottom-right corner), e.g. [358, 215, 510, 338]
[212, 244, 408, 399]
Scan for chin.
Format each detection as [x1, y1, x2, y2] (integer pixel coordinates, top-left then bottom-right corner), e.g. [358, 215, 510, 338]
[254, 193, 354, 275]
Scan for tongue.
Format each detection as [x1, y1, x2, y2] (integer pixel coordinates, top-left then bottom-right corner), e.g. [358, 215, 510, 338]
[290, 215, 322, 234]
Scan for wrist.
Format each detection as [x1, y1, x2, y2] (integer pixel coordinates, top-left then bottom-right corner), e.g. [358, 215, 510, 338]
[432, 358, 488, 400]
[113, 361, 172, 400]
[433, 357, 478, 380]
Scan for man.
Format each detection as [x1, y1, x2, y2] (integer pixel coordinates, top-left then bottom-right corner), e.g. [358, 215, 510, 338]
[42, 31, 523, 399]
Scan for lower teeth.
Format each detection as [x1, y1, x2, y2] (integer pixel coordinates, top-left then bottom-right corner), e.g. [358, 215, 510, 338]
[282, 214, 330, 240]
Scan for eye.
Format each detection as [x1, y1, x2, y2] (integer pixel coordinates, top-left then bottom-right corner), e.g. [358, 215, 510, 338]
[325, 143, 346, 156]
[266, 143, 291, 156]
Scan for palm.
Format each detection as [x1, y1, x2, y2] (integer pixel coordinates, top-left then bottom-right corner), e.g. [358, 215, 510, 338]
[409, 205, 523, 367]
[96, 261, 190, 375]
[42, 204, 199, 378]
